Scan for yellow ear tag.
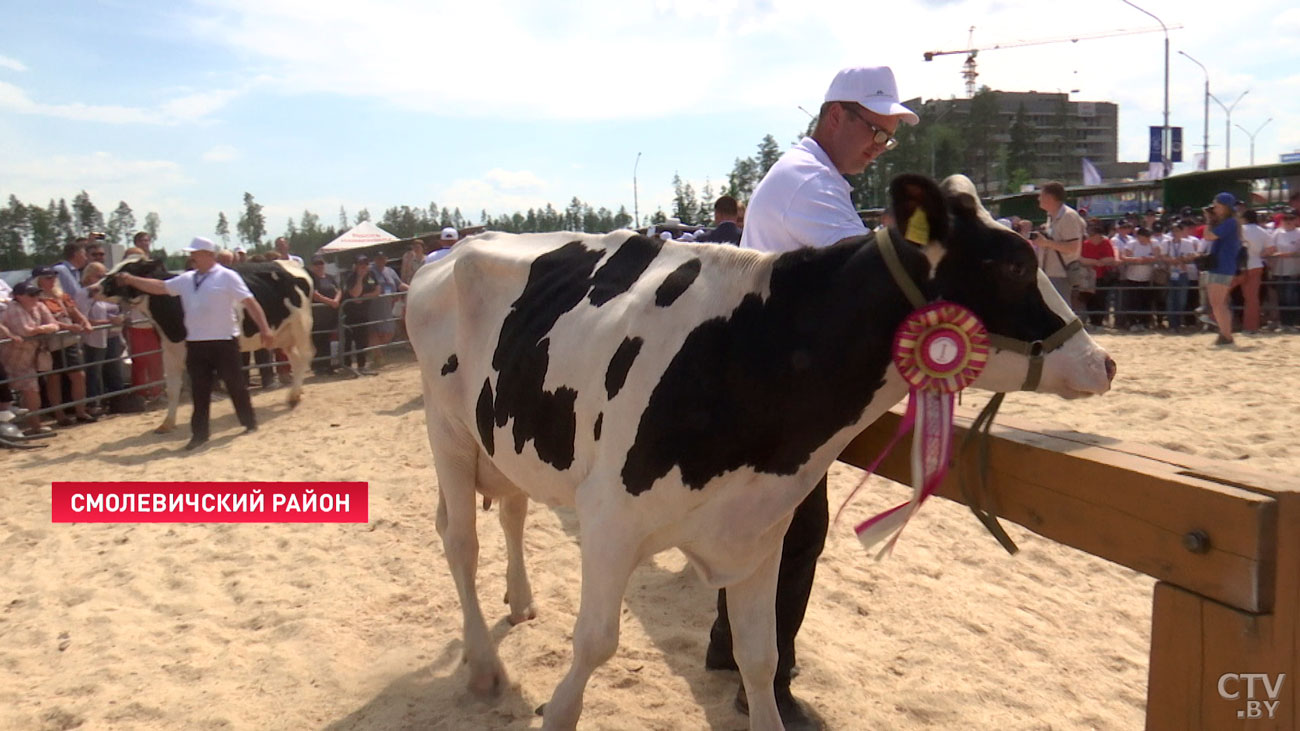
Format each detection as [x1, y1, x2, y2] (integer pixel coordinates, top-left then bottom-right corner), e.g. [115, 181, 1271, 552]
[905, 209, 930, 245]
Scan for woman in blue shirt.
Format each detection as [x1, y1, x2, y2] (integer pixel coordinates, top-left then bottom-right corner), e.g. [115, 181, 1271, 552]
[1202, 192, 1242, 345]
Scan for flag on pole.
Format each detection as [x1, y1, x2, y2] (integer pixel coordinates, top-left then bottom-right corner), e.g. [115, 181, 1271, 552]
[1081, 158, 1102, 186]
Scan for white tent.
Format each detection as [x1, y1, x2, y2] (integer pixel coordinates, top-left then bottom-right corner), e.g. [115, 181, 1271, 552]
[317, 220, 399, 254]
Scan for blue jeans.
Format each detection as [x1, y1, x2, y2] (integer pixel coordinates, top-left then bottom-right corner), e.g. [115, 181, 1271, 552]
[1166, 275, 1190, 328]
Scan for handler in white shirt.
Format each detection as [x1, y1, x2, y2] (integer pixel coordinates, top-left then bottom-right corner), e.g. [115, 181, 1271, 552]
[723, 65, 917, 728]
[117, 237, 275, 451]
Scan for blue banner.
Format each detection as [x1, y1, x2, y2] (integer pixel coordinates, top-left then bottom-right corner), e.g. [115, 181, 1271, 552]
[1171, 127, 1183, 163]
[1149, 126, 1163, 163]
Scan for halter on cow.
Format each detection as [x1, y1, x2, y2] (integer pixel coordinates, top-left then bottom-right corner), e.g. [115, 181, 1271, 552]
[406, 172, 1114, 731]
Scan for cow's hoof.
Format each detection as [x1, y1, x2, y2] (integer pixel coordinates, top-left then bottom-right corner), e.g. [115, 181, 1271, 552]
[155, 424, 174, 434]
[507, 607, 537, 626]
[288, 394, 302, 408]
[468, 664, 508, 698]
[535, 703, 545, 717]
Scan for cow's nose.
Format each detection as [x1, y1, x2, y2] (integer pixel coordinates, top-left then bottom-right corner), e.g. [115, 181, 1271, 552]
[1104, 356, 1117, 383]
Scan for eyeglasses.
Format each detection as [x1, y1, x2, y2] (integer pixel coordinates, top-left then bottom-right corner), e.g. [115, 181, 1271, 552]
[842, 104, 898, 150]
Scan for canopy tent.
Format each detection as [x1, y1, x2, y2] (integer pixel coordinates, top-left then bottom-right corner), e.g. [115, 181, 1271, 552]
[317, 221, 399, 254]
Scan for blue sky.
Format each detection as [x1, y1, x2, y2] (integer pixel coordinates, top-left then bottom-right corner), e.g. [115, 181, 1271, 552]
[3, 0, 1298, 250]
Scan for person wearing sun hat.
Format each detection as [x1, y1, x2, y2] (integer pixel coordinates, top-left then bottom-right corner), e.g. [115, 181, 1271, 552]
[713, 66, 916, 730]
[115, 236, 276, 450]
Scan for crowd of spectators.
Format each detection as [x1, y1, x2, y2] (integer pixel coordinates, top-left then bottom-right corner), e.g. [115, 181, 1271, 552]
[1012, 187, 1300, 342]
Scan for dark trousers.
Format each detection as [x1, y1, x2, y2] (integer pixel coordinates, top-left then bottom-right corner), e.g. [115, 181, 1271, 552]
[187, 339, 256, 439]
[344, 323, 369, 369]
[241, 349, 274, 387]
[708, 475, 829, 688]
[311, 331, 334, 373]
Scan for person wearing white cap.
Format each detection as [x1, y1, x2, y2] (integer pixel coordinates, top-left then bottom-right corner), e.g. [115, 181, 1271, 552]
[740, 65, 916, 254]
[713, 66, 917, 729]
[116, 236, 276, 451]
[423, 227, 460, 265]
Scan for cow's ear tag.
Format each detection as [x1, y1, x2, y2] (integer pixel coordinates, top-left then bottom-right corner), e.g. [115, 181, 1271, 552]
[905, 209, 930, 245]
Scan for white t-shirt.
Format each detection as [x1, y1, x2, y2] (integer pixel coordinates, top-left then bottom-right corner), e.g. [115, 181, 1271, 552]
[1123, 239, 1156, 282]
[1165, 235, 1201, 280]
[162, 264, 255, 341]
[424, 248, 452, 264]
[1272, 228, 1300, 277]
[740, 137, 866, 253]
[1242, 224, 1270, 271]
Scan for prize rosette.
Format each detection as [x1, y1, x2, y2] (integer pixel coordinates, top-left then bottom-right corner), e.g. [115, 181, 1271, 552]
[891, 302, 989, 393]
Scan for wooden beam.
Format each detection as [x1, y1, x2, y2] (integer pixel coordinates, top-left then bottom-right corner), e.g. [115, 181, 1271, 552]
[838, 408, 1277, 613]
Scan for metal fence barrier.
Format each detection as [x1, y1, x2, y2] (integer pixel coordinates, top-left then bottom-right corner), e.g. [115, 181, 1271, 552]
[0, 290, 414, 436]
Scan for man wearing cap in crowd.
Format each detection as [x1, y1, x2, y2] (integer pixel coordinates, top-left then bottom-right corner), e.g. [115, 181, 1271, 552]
[710, 65, 917, 730]
[234, 246, 247, 264]
[116, 236, 275, 450]
[423, 227, 460, 265]
[342, 254, 380, 375]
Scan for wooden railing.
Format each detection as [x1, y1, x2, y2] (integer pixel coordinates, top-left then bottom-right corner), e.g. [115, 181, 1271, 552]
[839, 407, 1298, 730]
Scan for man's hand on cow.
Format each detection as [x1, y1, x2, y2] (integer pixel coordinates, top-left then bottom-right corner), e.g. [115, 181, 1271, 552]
[260, 331, 275, 349]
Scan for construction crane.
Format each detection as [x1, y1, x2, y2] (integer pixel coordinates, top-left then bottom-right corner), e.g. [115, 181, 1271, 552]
[924, 24, 1183, 97]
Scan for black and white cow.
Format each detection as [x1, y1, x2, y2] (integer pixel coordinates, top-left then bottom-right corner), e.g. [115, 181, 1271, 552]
[101, 257, 315, 433]
[406, 174, 1115, 730]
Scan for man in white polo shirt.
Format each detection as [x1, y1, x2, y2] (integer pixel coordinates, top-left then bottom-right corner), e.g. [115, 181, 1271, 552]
[710, 65, 916, 730]
[117, 237, 275, 451]
[423, 226, 460, 264]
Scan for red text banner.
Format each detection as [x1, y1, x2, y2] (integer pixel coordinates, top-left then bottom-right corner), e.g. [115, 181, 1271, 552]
[51, 482, 369, 523]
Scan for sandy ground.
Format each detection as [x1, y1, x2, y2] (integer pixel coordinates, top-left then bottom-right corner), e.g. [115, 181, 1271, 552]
[2, 331, 1297, 731]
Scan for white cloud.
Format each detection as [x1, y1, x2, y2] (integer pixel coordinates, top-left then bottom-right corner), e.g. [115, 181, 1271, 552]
[482, 168, 546, 192]
[0, 81, 244, 125]
[202, 145, 240, 162]
[0, 54, 26, 72]
[439, 172, 555, 216]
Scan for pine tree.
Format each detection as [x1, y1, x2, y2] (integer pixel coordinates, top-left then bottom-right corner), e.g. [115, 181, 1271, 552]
[964, 86, 1002, 195]
[0, 195, 29, 270]
[236, 192, 265, 248]
[756, 135, 782, 178]
[697, 180, 715, 226]
[1006, 102, 1038, 190]
[215, 212, 231, 246]
[355, 208, 371, 223]
[55, 199, 75, 243]
[72, 190, 104, 235]
[339, 206, 349, 230]
[107, 201, 136, 245]
[30, 202, 61, 261]
[143, 212, 161, 244]
[727, 157, 759, 200]
[671, 174, 699, 224]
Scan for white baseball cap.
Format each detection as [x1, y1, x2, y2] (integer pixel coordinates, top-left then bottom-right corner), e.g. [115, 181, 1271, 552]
[182, 236, 217, 253]
[440, 227, 459, 241]
[824, 66, 919, 125]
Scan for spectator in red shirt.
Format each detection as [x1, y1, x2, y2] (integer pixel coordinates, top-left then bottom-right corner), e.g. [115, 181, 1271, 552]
[1078, 222, 1118, 327]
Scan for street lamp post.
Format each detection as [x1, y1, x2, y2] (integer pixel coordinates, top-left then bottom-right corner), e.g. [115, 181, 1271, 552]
[1123, 0, 1170, 176]
[1235, 118, 1273, 166]
[1210, 90, 1249, 168]
[633, 152, 642, 229]
[1177, 50, 1210, 169]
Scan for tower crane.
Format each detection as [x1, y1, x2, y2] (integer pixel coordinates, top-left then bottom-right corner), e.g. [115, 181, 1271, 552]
[924, 24, 1183, 97]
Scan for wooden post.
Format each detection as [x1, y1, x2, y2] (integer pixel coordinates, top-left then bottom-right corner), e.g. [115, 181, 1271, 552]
[838, 407, 1299, 729]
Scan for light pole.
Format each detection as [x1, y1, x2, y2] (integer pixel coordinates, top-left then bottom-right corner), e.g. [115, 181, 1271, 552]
[1177, 50, 1210, 170]
[632, 151, 642, 229]
[1235, 118, 1272, 166]
[1123, 0, 1170, 176]
[1210, 90, 1248, 168]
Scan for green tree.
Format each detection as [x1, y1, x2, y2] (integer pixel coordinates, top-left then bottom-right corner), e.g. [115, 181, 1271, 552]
[29, 202, 61, 261]
[756, 134, 782, 178]
[1006, 102, 1038, 190]
[55, 199, 75, 243]
[215, 211, 231, 246]
[236, 192, 265, 247]
[107, 201, 136, 246]
[72, 190, 104, 235]
[339, 206, 349, 230]
[672, 174, 699, 224]
[143, 212, 161, 244]
[964, 86, 1002, 195]
[727, 157, 759, 200]
[0, 195, 29, 270]
[355, 208, 371, 223]
[697, 180, 715, 226]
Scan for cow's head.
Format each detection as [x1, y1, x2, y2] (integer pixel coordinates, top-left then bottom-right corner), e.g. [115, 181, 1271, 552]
[889, 173, 1114, 399]
[100, 256, 172, 303]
